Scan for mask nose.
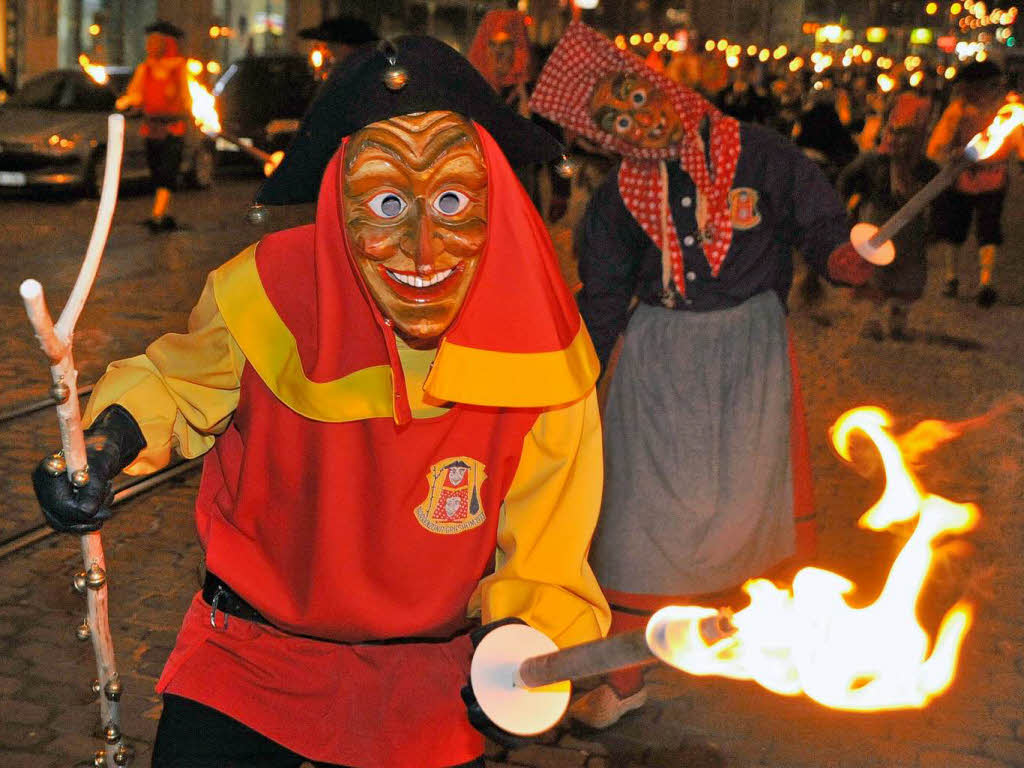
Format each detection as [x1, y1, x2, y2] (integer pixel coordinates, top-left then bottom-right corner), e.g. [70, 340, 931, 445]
[634, 109, 655, 128]
[415, 199, 441, 273]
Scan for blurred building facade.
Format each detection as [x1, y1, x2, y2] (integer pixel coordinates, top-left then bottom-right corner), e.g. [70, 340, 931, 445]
[0, 0, 516, 84]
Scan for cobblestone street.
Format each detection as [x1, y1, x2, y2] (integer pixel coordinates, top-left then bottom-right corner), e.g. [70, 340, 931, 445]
[1, 169, 1022, 768]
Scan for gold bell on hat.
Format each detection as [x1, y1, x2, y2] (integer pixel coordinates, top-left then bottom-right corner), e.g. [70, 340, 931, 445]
[383, 63, 409, 91]
[555, 155, 578, 179]
[381, 45, 408, 91]
[245, 204, 269, 226]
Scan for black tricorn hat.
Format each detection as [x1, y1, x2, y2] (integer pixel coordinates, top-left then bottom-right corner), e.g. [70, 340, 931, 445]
[256, 35, 564, 204]
[298, 15, 378, 45]
[144, 20, 184, 38]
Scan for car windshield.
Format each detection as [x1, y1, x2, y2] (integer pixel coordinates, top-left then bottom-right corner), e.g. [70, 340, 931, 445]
[7, 71, 116, 111]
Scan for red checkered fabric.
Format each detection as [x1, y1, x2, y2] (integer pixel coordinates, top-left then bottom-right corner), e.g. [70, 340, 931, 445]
[531, 22, 741, 298]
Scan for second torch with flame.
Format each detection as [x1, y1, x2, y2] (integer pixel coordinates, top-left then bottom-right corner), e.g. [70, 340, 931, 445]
[852, 99, 1024, 265]
[471, 406, 979, 734]
[186, 78, 284, 178]
[469, 608, 737, 735]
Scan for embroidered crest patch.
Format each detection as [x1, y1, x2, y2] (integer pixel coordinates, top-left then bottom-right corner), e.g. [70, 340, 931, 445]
[728, 187, 762, 230]
[414, 457, 488, 534]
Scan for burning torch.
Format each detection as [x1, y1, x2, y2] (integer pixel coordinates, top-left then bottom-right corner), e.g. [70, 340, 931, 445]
[850, 100, 1024, 265]
[471, 406, 979, 734]
[186, 78, 284, 178]
[470, 609, 737, 734]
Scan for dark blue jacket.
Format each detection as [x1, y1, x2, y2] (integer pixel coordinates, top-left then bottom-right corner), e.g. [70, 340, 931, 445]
[575, 122, 850, 369]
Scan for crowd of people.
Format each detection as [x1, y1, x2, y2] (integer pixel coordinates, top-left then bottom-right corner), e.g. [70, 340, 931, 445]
[581, 38, 1023, 323]
[28, 14, 1023, 767]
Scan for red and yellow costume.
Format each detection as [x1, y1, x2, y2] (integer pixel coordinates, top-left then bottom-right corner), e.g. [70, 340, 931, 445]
[83, 126, 609, 766]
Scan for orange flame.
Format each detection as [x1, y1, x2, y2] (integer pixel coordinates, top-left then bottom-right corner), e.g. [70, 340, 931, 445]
[264, 150, 285, 178]
[187, 77, 221, 135]
[647, 406, 978, 711]
[967, 100, 1024, 160]
[78, 54, 109, 85]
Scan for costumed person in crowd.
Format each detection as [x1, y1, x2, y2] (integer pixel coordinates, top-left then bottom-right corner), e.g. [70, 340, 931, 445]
[878, 70, 936, 153]
[791, 81, 860, 303]
[839, 108, 939, 341]
[927, 60, 1023, 307]
[32, 37, 609, 767]
[114, 20, 192, 233]
[467, 4, 531, 117]
[530, 22, 876, 728]
[717, 60, 773, 125]
[468, 6, 571, 222]
[298, 14, 379, 80]
[793, 81, 860, 183]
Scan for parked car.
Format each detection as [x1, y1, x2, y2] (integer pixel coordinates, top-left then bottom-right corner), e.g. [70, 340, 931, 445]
[0, 68, 215, 195]
[212, 53, 316, 168]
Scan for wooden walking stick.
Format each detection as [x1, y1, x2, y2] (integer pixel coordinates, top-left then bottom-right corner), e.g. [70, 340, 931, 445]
[20, 113, 131, 768]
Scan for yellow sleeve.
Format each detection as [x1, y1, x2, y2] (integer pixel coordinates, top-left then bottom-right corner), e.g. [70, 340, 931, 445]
[82, 275, 244, 475]
[926, 101, 962, 164]
[114, 62, 146, 111]
[468, 389, 611, 648]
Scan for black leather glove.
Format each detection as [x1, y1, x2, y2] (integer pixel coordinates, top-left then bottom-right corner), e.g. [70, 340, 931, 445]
[32, 405, 146, 534]
[460, 617, 534, 751]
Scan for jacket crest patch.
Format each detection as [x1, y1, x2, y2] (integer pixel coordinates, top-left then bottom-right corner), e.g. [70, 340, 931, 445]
[415, 457, 487, 534]
[728, 188, 762, 230]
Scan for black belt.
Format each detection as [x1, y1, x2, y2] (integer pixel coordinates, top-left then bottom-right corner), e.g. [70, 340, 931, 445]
[203, 572, 270, 627]
[202, 571, 473, 644]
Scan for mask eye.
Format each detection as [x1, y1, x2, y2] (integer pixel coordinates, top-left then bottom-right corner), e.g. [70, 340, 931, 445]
[433, 190, 470, 216]
[630, 89, 648, 106]
[614, 114, 635, 134]
[367, 192, 407, 219]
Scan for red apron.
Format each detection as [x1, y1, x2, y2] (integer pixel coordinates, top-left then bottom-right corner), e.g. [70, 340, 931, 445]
[158, 365, 540, 767]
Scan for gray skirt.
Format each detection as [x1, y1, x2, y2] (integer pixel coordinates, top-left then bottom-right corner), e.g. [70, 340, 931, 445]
[592, 291, 795, 595]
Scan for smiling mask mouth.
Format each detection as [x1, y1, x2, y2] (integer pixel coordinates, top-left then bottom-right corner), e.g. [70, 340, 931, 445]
[385, 266, 457, 288]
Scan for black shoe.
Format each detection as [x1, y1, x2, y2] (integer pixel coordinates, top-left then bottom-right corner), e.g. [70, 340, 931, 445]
[146, 216, 180, 233]
[941, 278, 959, 298]
[977, 286, 997, 308]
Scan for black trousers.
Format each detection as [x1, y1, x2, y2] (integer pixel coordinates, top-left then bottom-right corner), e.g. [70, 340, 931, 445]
[152, 694, 486, 768]
[145, 135, 184, 190]
[931, 187, 1007, 246]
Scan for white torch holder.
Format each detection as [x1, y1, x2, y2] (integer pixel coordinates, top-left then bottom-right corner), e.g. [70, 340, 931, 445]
[850, 223, 896, 266]
[469, 623, 571, 735]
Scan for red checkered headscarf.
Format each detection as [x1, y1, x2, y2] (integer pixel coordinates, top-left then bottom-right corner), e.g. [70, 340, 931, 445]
[531, 22, 741, 302]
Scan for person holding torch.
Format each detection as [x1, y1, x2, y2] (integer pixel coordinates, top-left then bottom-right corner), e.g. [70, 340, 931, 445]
[927, 60, 1024, 307]
[31, 37, 609, 766]
[530, 22, 877, 728]
[114, 20, 192, 233]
